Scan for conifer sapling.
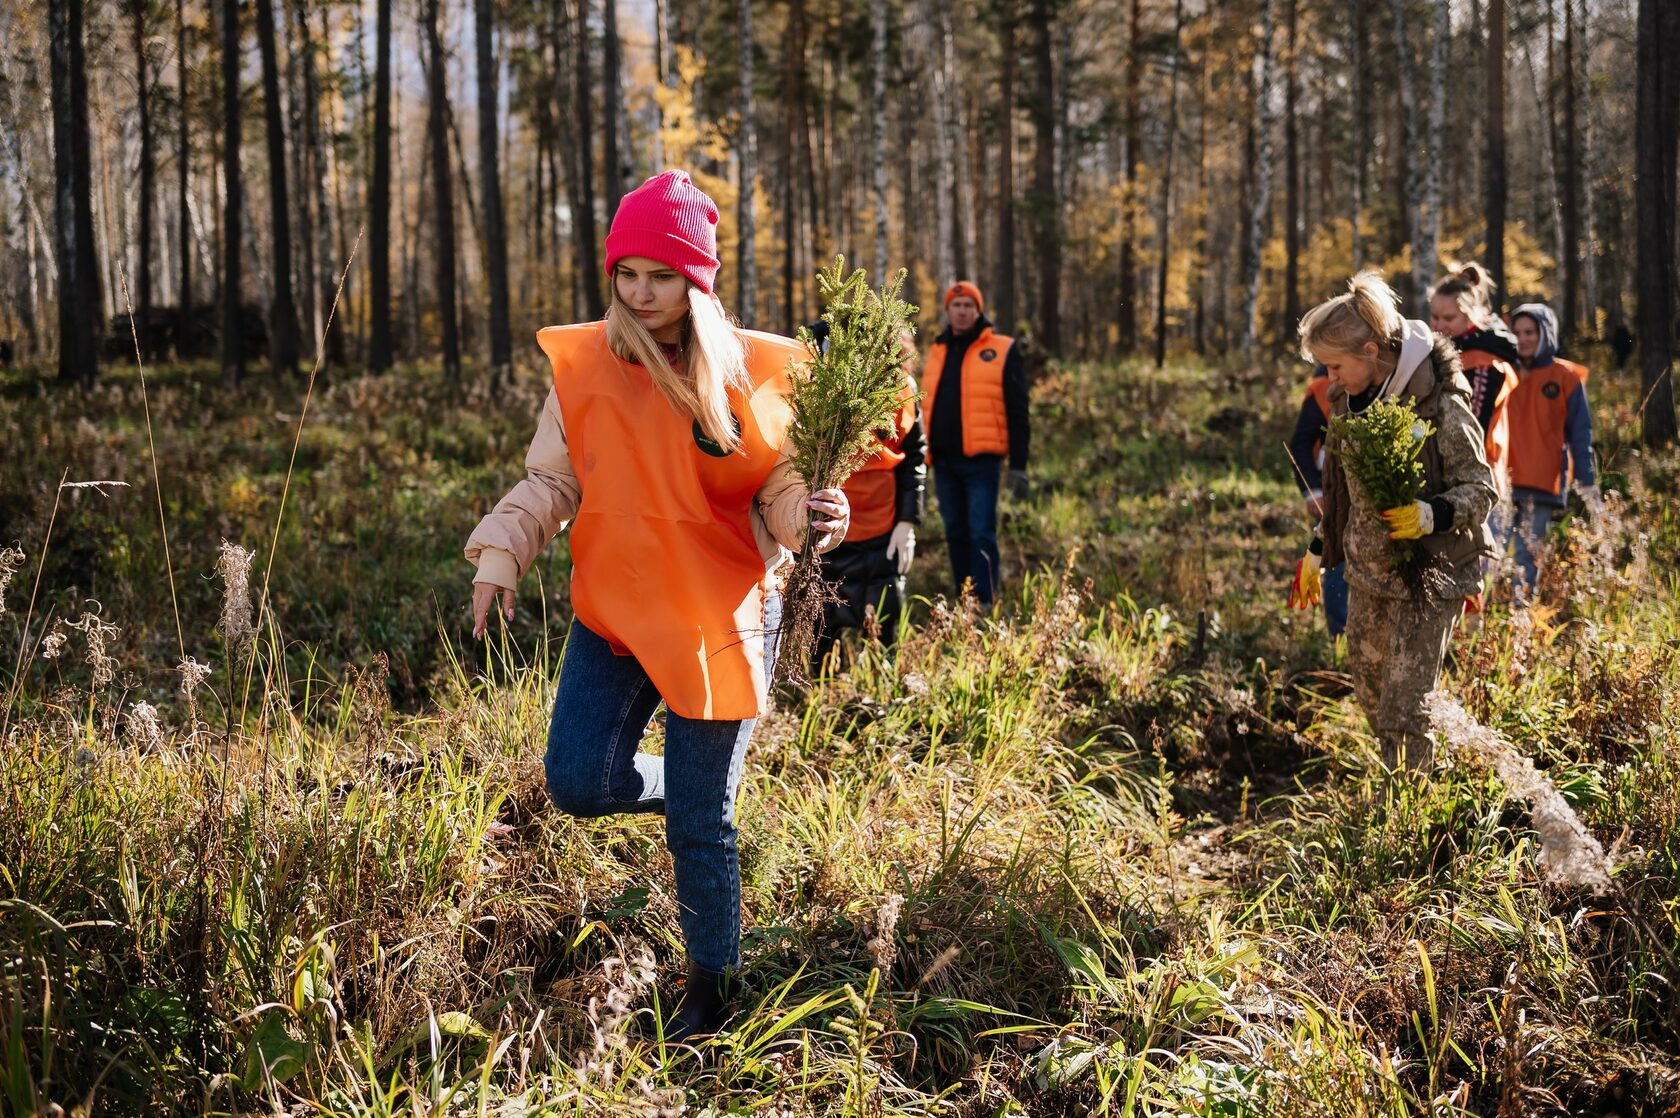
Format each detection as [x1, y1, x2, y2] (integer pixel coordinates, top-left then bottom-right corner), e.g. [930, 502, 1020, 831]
[775, 257, 918, 680]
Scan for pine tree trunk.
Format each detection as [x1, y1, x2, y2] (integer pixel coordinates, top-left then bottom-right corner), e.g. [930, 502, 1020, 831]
[573, 0, 603, 319]
[1560, 0, 1581, 335]
[254, 0, 300, 375]
[1029, 0, 1058, 353]
[1153, 0, 1183, 367]
[1238, 0, 1276, 354]
[176, 0, 192, 341]
[134, 0, 155, 357]
[50, 0, 101, 387]
[736, 0, 759, 321]
[369, 0, 393, 371]
[1486, 0, 1505, 303]
[477, 0, 511, 385]
[1634, 0, 1677, 447]
[782, 0, 808, 330]
[1349, 0, 1367, 270]
[284, 0, 316, 356]
[220, 0, 243, 382]
[867, 0, 887, 282]
[1117, 0, 1139, 349]
[424, 0, 461, 380]
[601, 0, 625, 220]
[995, 0, 1016, 333]
[1283, 0, 1300, 330]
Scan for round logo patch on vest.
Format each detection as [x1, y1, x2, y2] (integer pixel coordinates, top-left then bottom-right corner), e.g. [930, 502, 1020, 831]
[980, 348, 998, 362]
[1542, 381, 1562, 399]
[692, 413, 744, 457]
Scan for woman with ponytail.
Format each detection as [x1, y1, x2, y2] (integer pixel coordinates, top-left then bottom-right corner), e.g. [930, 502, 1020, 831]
[464, 170, 851, 1045]
[1429, 262, 1522, 486]
[1289, 272, 1496, 773]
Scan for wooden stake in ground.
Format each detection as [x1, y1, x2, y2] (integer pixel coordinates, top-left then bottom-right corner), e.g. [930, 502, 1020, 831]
[775, 257, 917, 682]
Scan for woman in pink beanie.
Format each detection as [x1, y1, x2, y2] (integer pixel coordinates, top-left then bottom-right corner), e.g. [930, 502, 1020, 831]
[463, 170, 850, 1046]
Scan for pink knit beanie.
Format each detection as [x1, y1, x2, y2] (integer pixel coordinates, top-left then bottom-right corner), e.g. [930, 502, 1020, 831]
[602, 170, 722, 294]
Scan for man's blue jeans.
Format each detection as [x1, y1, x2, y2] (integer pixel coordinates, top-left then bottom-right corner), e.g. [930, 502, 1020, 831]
[1323, 563, 1348, 638]
[934, 454, 1003, 605]
[1493, 499, 1557, 596]
[544, 594, 781, 973]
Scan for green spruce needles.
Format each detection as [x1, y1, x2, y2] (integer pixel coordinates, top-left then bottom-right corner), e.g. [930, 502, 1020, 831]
[776, 258, 918, 681]
[1328, 396, 1441, 601]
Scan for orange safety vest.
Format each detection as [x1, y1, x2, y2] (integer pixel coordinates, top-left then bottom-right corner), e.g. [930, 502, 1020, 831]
[1554, 355, 1590, 386]
[923, 328, 1012, 460]
[539, 322, 802, 721]
[1508, 360, 1587, 496]
[840, 372, 920, 543]
[1305, 374, 1334, 473]
[1457, 349, 1519, 469]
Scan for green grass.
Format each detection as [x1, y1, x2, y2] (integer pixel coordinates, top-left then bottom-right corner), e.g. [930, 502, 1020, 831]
[1, 351, 1676, 1115]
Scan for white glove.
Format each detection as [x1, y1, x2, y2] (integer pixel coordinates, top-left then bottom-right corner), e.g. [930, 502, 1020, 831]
[1576, 483, 1605, 519]
[885, 522, 915, 576]
[806, 488, 850, 553]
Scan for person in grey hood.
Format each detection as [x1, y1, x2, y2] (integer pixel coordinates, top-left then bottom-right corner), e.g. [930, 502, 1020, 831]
[1288, 272, 1497, 773]
[1504, 302, 1601, 596]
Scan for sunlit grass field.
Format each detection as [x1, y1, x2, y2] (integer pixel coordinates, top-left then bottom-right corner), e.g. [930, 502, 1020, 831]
[2, 350, 1676, 1115]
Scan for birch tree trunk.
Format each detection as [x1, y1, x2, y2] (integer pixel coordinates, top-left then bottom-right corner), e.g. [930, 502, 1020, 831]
[424, 0, 461, 380]
[920, 0, 955, 290]
[1238, 0, 1276, 354]
[1486, 0, 1506, 301]
[1420, 0, 1446, 306]
[995, 0, 1016, 332]
[1283, 0, 1300, 329]
[133, 0, 155, 356]
[868, 0, 888, 282]
[477, 0, 511, 386]
[1561, 0, 1581, 334]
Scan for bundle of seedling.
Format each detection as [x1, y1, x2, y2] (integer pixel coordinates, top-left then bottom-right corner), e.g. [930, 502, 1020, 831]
[776, 257, 918, 682]
[1328, 397, 1447, 603]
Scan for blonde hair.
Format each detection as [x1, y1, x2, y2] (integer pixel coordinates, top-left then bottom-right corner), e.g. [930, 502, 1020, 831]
[605, 285, 751, 452]
[1430, 260, 1497, 321]
[1297, 270, 1405, 361]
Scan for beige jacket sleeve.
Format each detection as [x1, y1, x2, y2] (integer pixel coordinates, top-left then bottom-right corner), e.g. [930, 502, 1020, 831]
[753, 446, 845, 576]
[464, 388, 580, 591]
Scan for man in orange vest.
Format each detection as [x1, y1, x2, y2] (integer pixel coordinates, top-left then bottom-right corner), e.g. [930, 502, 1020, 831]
[924, 281, 1030, 607]
[1505, 302, 1600, 595]
[808, 321, 925, 666]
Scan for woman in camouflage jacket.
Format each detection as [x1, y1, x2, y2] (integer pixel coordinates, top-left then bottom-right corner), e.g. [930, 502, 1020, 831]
[1289, 273, 1497, 772]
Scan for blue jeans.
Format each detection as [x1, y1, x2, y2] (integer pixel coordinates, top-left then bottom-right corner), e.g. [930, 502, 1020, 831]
[934, 455, 1003, 605]
[544, 594, 781, 973]
[1323, 562, 1348, 638]
[1494, 499, 1556, 596]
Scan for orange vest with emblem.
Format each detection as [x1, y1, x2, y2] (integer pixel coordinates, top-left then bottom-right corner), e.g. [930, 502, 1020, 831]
[540, 322, 801, 721]
[840, 372, 920, 543]
[1507, 360, 1587, 496]
[1457, 348, 1519, 469]
[1554, 355, 1589, 386]
[923, 328, 1012, 460]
